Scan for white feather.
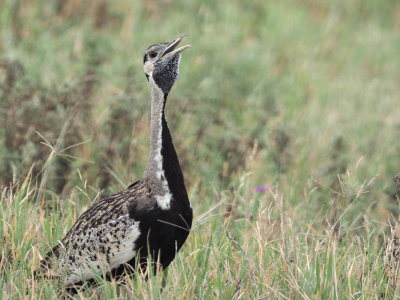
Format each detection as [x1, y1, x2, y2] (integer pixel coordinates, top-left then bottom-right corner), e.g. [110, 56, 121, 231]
[156, 193, 172, 210]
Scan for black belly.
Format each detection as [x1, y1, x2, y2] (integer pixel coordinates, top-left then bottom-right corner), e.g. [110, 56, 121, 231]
[106, 205, 192, 281]
[130, 207, 192, 272]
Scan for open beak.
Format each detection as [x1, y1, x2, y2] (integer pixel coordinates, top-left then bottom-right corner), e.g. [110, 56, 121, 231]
[160, 35, 190, 60]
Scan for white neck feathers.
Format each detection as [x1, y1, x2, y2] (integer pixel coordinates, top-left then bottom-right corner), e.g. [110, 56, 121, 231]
[144, 77, 172, 210]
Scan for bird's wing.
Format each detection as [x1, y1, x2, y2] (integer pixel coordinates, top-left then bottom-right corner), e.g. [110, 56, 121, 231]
[39, 178, 158, 286]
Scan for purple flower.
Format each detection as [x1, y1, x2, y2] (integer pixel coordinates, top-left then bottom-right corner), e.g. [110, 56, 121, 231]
[255, 185, 268, 192]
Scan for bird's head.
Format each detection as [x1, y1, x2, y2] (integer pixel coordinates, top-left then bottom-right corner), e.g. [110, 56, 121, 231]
[143, 35, 190, 94]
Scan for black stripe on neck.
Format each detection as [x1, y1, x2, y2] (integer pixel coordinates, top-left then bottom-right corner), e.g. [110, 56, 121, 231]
[163, 92, 169, 107]
[160, 109, 189, 208]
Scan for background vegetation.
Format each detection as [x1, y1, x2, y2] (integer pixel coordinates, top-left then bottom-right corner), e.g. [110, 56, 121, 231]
[1, 0, 400, 298]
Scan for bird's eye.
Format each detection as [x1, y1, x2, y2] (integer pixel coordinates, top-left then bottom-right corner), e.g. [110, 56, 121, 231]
[149, 51, 157, 58]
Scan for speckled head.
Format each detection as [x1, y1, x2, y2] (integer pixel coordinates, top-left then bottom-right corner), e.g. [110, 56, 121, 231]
[143, 35, 190, 94]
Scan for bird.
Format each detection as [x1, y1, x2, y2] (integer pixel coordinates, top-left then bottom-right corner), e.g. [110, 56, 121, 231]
[36, 35, 193, 290]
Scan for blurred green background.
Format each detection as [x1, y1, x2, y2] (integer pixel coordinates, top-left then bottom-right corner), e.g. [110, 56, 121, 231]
[1, 0, 398, 198]
[1, 0, 400, 298]
[1, 0, 400, 216]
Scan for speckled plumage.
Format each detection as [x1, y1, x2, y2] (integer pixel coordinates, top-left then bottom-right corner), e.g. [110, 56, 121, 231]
[37, 36, 193, 289]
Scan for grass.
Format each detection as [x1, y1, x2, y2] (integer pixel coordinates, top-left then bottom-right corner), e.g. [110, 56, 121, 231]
[1, 0, 400, 298]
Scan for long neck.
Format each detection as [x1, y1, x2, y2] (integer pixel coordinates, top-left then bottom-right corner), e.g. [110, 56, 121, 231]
[144, 78, 166, 176]
[144, 77, 191, 214]
[144, 79, 187, 201]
